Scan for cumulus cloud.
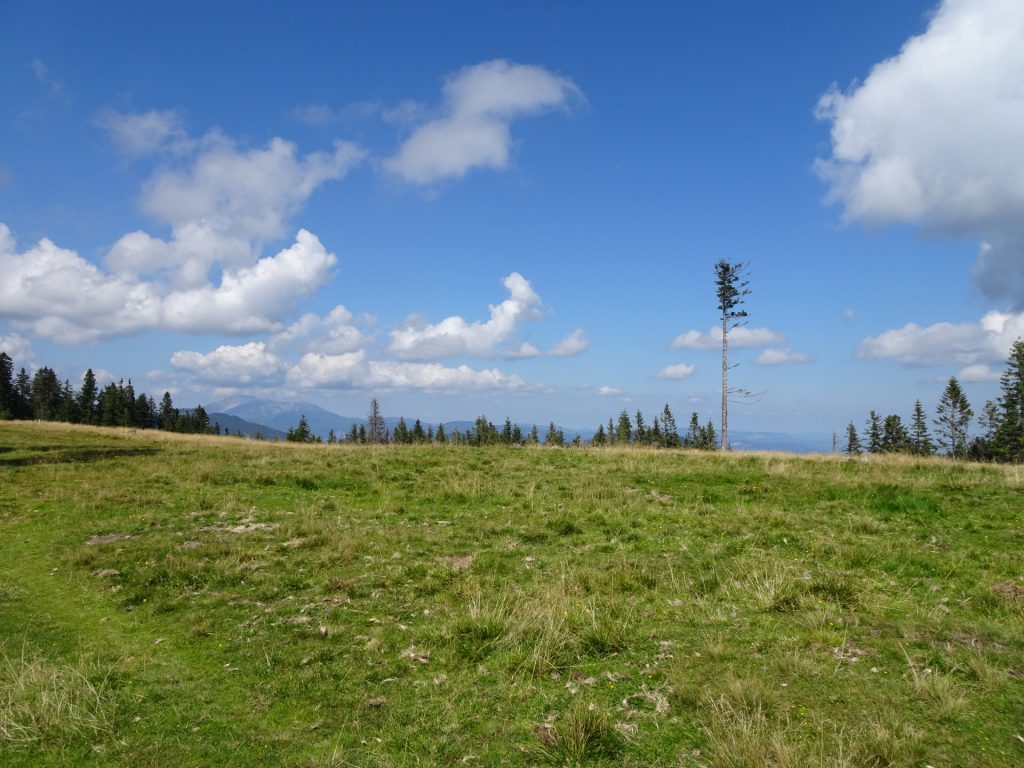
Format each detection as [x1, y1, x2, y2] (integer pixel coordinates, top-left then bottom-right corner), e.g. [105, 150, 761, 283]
[95, 109, 190, 157]
[106, 132, 363, 287]
[858, 309, 1024, 367]
[815, 0, 1024, 305]
[958, 363, 1002, 382]
[549, 329, 588, 357]
[597, 386, 622, 396]
[0, 224, 336, 342]
[388, 272, 542, 360]
[655, 363, 696, 380]
[269, 305, 368, 355]
[170, 342, 284, 385]
[285, 351, 526, 391]
[755, 348, 812, 366]
[504, 341, 541, 359]
[0, 332, 33, 364]
[385, 60, 580, 184]
[671, 326, 785, 350]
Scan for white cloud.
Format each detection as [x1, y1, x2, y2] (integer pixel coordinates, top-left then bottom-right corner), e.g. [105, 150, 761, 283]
[160, 229, 336, 334]
[388, 272, 542, 360]
[269, 305, 368, 355]
[385, 60, 580, 184]
[0, 224, 335, 342]
[597, 386, 622, 396]
[858, 309, 1024, 366]
[95, 109, 190, 157]
[655, 363, 696, 380]
[958, 363, 1001, 382]
[107, 132, 363, 287]
[549, 329, 588, 357]
[755, 348, 812, 366]
[844, 308, 856, 322]
[671, 326, 786, 349]
[0, 332, 33, 364]
[170, 342, 284, 385]
[286, 351, 526, 391]
[504, 341, 541, 359]
[815, 0, 1024, 305]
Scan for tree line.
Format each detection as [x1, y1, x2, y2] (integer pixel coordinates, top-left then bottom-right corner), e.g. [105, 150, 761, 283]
[845, 339, 1024, 462]
[0, 351, 216, 435]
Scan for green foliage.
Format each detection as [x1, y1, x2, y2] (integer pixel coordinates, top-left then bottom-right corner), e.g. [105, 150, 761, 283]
[285, 415, 316, 443]
[935, 377, 973, 458]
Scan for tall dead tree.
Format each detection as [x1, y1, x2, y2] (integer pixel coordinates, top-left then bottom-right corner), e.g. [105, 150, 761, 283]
[715, 260, 750, 450]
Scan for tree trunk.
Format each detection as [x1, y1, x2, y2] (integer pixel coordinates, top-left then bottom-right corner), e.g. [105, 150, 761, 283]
[721, 314, 728, 450]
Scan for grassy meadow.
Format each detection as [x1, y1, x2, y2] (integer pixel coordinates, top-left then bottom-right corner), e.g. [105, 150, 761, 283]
[1, 421, 1023, 766]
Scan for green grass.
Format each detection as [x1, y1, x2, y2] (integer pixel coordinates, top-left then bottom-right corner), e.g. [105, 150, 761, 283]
[1, 421, 1023, 766]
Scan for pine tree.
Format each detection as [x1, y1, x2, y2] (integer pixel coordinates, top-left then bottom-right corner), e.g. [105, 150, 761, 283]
[934, 377, 973, 458]
[909, 400, 934, 456]
[616, 410, 632, 445]
[702, 419, 717, 450]
[30, 367, 62, 421]
[684, 412, 701, 448]
[881, 414, 910, 453]
[715, 259, 750, 450]
[435, 423, 447, 444]
[412, 419, 426, 443]
[845, 422, 862, 455]
[13, 368, 31, 419]
[367, 398, 387, 444]
[607, 418, 616, 446]
[527, 424, 540, 445]
[287, 415, 314, 443]
[545, 422, 564, 447]
[993, 339, 1024, 462]
[634, 410, 647, 445]
[502, 417, 513, 445]
[592, 423, 606, 446]
[394, 416, 409, 444]
[865, 411, 883, 454]
[159, 392, 177, 431]
[0, 352, 16, 418]
[78, 369, 98, 424]
[661, 403, 680, 448]
[511, 423, 522, 445]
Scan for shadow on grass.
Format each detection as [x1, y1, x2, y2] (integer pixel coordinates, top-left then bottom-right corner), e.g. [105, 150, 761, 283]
[0, 446, 159, 466]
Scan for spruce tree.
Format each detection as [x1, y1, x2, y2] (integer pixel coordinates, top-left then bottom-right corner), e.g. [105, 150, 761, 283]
[634, 410, 647, 445]
[934, 377, 973, 458]
[511, 424, 522, 444]
[592, 423, 606, 446]
[13, 368, 32, 419]
[993, 339, 1024, 462]
[909, 400, 934, 456]
[367, 398, 387, 444]
[0, 352, 15, 418]
[527, 424, 540, 445]
[881, 414, 910, 453]
[661, 403, 680, 448]
[435, 423, 447, 444]
[845, 422, 862, 456]
[865, 411, 883, 454]
[616, 410, 632, 445]
[78, 369, 98, 424]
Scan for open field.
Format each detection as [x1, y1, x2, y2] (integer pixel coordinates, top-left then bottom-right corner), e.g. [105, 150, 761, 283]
[1, 422, 1023, 767]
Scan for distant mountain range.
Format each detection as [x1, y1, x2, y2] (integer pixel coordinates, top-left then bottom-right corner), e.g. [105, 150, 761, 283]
[204, 396, 836, 453]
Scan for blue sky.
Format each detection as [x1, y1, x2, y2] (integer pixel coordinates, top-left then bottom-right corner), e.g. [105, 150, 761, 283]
[2, 0, 1022, 433]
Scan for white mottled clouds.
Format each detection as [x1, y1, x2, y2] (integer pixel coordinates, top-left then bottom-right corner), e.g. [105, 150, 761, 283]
[170, 342, 284, 386]
[388, 272, 543, 360]
[755, 348, 812, 366]
[671, 326, 786, 350]
[815, 0, 1024, 305]
[0, 224, 337, 342]
[385, 60, 580, 185]
[655, 363, 696, 380]
[858, 309, 1024, 381]
[550, 329, 589, 358]
[95, 109, 190, 158]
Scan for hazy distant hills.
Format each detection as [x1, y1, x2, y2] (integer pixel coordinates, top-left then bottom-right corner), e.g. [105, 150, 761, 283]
[205, 396, 835, 453]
